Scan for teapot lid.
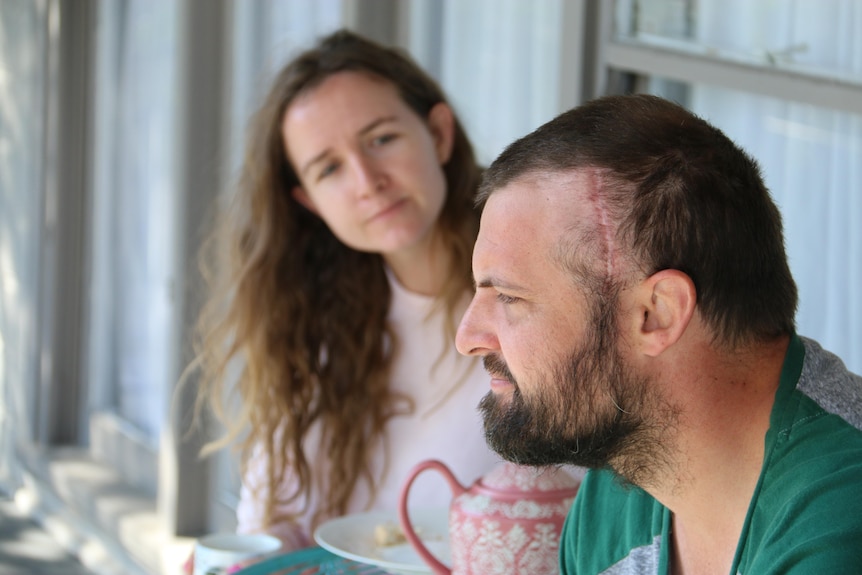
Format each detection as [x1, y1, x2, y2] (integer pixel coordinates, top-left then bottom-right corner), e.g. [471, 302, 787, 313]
[481, 462, 580, 493]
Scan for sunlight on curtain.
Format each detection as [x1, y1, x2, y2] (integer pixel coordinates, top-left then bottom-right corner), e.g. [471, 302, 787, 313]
[621, 0, 862, 373]
[0, 0, 46, 475]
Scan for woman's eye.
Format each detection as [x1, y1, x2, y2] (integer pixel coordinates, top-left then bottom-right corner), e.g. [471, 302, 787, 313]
[317, 162, 339, 180]
[496, 293, 521, 304]
[371, 133, 397, 147]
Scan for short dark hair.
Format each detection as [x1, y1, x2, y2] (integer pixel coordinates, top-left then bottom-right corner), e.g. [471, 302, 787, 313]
[479, 94, 798, 347]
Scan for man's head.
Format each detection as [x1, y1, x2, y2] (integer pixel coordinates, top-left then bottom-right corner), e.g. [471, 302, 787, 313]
[456, 94, 797, 479]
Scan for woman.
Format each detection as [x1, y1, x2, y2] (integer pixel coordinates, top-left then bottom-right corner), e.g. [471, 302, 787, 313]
[194, 29, 499, 551]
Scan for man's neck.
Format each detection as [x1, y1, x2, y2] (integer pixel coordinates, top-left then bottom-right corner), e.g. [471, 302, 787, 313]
[647, 335, 791, 575]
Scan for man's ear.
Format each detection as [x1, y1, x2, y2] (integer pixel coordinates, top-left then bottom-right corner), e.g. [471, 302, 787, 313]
[427, 102, 455, 165]
[291, 185, 318, 215]
[635, 269, 696, 357]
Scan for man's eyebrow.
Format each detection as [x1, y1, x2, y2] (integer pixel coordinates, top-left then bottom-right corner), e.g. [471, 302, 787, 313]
[298, 115, 399, 178]
[475, 276, 524, 291]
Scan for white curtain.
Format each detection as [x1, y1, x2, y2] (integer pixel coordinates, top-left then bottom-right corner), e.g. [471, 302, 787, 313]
[0, 0, 46, 466]
[89, 0, 180, 439]
[422, 0, 566, 166]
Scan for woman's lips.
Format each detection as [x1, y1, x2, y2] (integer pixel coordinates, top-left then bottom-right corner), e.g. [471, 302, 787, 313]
[368, 198, 407, 222]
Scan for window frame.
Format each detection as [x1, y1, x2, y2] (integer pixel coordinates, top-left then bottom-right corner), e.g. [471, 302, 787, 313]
[591, 0, 862, 113]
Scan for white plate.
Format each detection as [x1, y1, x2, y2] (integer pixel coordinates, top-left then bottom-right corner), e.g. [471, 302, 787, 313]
[313, 508, 450, 575]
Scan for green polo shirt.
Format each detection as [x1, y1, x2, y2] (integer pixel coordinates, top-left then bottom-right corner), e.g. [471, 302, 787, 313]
[560, 335, 862, 574]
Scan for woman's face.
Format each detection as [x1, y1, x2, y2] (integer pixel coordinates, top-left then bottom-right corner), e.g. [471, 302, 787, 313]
[284, 71, 454, 259]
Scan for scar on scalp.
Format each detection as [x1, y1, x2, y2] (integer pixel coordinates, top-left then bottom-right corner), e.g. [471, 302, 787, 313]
[586, 169, 616, 278]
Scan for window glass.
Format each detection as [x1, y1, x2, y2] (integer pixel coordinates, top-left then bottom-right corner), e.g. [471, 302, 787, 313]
[615, 0, 862, 82]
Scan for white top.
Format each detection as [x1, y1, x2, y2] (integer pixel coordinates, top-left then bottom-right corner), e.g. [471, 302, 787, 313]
[236, 272, 501, 549]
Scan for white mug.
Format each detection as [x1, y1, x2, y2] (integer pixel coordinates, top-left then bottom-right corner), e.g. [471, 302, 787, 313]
[193, 533, 282, 575]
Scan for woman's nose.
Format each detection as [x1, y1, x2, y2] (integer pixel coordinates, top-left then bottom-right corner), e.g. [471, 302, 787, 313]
[352, 153, 387, 198]
[456, 295, 498, 357]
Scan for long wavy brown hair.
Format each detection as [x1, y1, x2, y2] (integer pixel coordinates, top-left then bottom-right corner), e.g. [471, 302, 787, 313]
[193, 29, 482, 531]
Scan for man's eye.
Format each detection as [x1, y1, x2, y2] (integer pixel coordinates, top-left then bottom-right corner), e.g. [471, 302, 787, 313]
[496, 293, 521, 304]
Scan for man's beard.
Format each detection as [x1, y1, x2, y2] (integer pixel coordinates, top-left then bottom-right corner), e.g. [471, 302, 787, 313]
[478, 297, 675, 486]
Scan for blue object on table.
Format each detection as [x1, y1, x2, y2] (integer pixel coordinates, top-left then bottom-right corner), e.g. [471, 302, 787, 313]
[234, 546, 391, 574]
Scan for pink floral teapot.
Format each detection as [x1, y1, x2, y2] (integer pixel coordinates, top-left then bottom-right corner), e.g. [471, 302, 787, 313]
[398, 459, 580, 575]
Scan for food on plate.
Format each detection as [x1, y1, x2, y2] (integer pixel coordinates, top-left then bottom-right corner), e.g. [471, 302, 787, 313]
[374, 521, 408, 547]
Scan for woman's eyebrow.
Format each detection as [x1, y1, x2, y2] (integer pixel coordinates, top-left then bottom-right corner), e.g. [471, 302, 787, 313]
[358, 115, 398, 137]
[298, 115, 401, 178]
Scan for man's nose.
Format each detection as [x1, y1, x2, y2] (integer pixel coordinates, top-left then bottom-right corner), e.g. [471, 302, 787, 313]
[456, 294, 499, 357]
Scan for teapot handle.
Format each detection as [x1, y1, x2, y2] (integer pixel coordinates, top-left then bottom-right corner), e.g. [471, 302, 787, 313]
[398, 459, 467, 575]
